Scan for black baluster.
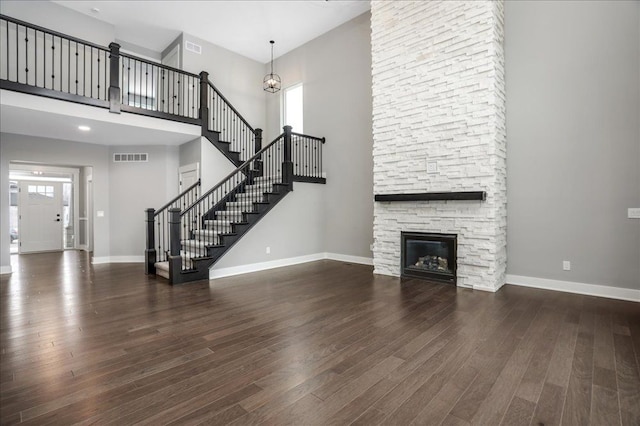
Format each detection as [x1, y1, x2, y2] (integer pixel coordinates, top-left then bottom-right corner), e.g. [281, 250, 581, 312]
[24, 27, 28, 85]
[59, 35, 62, 91]
[15, 23, 18, 82]
[68, 39, 70, 93]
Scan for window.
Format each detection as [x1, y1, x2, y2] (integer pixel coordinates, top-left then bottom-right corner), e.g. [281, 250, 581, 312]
[28, 185, 54, 198]
[283, 84, 303, 133]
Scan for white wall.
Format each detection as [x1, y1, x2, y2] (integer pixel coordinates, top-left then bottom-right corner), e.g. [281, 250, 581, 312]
[265, 12, 374, 260]
[505, 0, 640, 290]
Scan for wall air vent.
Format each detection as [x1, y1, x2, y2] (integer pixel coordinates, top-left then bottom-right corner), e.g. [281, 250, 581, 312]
[185, 41, 202, 54]
[113, 153, 148, 163]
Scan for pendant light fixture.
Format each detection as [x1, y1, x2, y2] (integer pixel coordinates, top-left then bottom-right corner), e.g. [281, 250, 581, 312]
[263, 40, 281, 93]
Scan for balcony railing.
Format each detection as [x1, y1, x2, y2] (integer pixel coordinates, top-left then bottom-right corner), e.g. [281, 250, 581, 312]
[0, 14, 199, 125]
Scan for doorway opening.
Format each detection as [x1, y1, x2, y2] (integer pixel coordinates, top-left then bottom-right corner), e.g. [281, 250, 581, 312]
[8, 163, 83, 254]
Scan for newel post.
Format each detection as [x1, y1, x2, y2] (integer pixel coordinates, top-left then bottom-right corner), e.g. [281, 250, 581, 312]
[108, 42, 121, 113]
[282, 125, 293, 190]
[145, 208, 156, 274]
[168, 208, 182, 284]
[254, 128, 263, 177]
[199, 71, 209, 135]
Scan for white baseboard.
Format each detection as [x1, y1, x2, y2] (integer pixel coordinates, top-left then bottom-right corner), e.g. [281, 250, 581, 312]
[324, 252, 374, 266]
[0, 265, 12, 275]
[92, 256, 144, 265]
[209, 252, 374, 280]
[209, 253, 326, 279]
[506, 274, 640, 303]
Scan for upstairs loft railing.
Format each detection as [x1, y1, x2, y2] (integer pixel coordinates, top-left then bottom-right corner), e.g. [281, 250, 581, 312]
[0, 15, 111, 109]
[0, 13, 256, 139]
[120, 53, 200, 121]
[0, 14, 326, 184]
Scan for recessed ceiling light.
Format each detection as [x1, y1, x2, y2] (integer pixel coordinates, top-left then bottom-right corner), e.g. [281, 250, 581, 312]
[91, 7, 100, 13]
[78, 125, 91, 131]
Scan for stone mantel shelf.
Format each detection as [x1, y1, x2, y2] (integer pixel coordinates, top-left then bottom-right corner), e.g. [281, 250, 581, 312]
[374, 191, 486, 202]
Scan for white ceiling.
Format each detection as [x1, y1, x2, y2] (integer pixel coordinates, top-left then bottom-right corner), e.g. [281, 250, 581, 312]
[53, 0, 371, 63]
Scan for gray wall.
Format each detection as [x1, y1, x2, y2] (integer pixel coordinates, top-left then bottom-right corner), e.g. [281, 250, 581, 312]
[108, 145, 179, 257]
[265, 12, 374, 259]
[215, 183, 325, 269]
[181, 33, 266, 130]
[505, 0, 640, 289]
[179, 137, 200, 167]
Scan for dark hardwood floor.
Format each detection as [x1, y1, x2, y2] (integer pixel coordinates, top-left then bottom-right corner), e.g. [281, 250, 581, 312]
[1, 251, 639, 425]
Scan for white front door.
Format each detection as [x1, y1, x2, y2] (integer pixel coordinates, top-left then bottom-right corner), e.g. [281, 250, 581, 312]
[19, 181, 63, 253]
[179, 163, 199, 192]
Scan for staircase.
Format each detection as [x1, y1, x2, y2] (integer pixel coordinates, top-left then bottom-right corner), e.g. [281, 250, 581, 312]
[146, 127, 326, 285]
[0, 13, 326, 285]
[153, 175, 291, 283]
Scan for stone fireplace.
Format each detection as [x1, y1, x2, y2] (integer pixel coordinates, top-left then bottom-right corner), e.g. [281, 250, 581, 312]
[371, 1, 506, 292]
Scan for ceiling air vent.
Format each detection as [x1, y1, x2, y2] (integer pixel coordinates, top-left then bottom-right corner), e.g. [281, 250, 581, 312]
[185, 41, 202, 55]
[113, 153, 148, 163]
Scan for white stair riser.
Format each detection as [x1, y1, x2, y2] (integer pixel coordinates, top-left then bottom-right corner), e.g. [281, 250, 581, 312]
[225, 202, 255, 211]
[216, 211, 244, 219]
[192, 232, 223, 242]
[204, 220, 233, 227]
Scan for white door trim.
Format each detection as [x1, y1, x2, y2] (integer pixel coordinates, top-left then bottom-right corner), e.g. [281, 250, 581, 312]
[178, 162, 200, 192]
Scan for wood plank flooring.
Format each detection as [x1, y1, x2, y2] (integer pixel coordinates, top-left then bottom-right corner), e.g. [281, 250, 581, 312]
[1, 251, 639, 425]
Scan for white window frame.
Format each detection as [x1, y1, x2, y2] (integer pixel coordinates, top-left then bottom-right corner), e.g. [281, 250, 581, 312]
[281, 83, 303, 134]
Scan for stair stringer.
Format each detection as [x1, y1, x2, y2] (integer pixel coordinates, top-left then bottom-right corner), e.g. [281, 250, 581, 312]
[168, 184, 292, 285]
[202, 128, 243, 167]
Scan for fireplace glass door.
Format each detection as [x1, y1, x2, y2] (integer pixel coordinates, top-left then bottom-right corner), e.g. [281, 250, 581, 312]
[401, 232, 457, 284]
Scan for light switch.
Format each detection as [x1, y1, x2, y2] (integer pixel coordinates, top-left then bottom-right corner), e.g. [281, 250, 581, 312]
[97, 211, 105, 217]
[628, 208, 640, 219]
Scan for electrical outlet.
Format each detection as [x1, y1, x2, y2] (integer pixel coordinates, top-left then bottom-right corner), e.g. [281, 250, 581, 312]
[369, 243, 375, 251]
[628, 208, 640, 219]
[563, 261, 571, 271]
[266, 246, 271, 254]
[427, 161, 438, 174]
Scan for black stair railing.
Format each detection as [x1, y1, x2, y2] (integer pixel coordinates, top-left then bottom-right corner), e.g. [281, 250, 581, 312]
[170, 128, 291, 274]
[145, 178, 201, 274]
[291, 132, 326, 182]
[205, 79, 258, 161]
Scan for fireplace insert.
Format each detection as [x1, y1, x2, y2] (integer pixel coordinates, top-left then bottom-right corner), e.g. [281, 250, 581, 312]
[401, 232, 457, 284]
